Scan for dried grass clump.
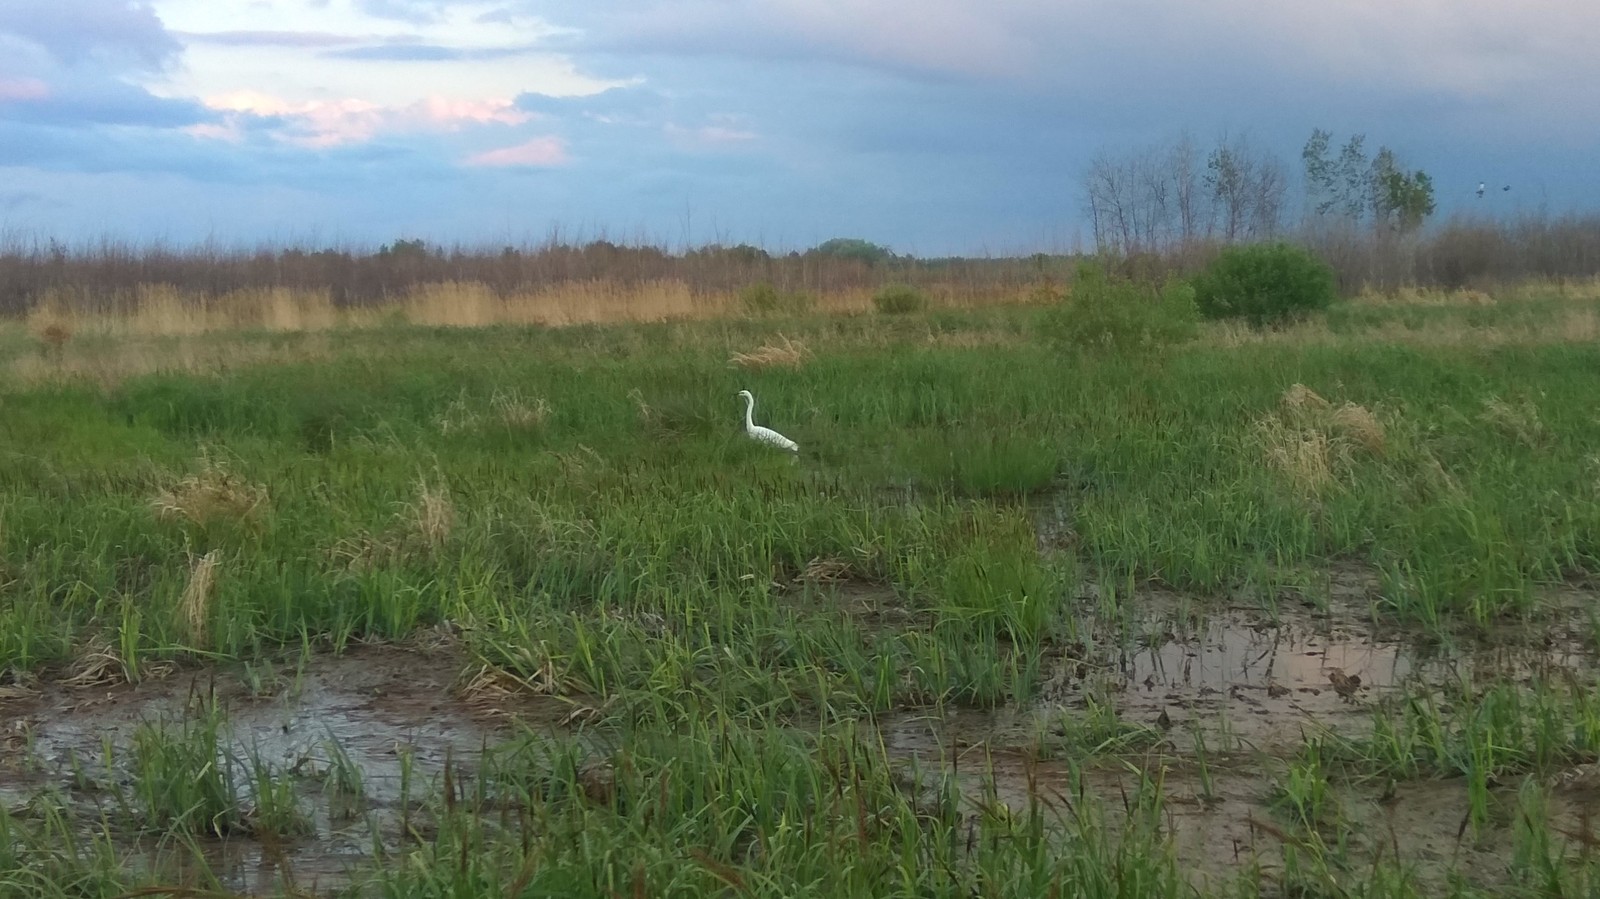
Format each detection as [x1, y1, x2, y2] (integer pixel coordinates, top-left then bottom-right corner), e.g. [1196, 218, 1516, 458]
[405, 479, 456, 552]
[436, 390, 552, 434]
[1329, 402, 1387, 455]
[434, 394, 482, 436]
[178, 551, 221, 646]
[1282, 383, 1331, 413]
[62, 635, 172, 687]
[1479, 395, 1547, 447]
[152, 456, 269, 527]
[63, 636, 127, 688]
[729, 334, 811, 370]
[462, 656, 562, 702]
[1255, 384, 1389, 494]
[797, 556, 854, 584]
[1255, 414, 1339, 495]
[331, 478, 456, 572]
[491, 388, 551, 429]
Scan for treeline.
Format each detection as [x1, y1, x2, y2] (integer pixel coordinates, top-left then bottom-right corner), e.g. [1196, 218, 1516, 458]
[2, 215, 1599, 318]
[1082, 129, 1437, 255]
[1080, 127, 1600, 292]
[0, 235, 1050, 316]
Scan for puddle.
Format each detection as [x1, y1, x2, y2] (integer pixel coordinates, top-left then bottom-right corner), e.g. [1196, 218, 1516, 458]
[8, 645, 569, 796]
[1, 643, 571, 894]
[909, 750, 1600, 894]
[2, 604, 1596, 896]
[869, 602, 1599, 894]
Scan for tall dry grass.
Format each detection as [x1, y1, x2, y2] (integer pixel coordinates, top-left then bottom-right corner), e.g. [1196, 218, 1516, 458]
[15, 278, 1000, 341]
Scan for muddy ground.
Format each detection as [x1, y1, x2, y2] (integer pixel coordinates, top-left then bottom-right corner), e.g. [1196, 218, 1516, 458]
[3, 595, 1599, 896]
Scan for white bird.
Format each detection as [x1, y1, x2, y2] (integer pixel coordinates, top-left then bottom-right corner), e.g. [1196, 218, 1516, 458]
[1477, 182, 1486, 198]
[737, 389, 799, 453]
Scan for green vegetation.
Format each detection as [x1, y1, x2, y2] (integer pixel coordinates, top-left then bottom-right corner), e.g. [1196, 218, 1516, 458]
[1192, 242, 1338, 325]
[4, 284, 1600, 896]
[809, 237, 898, 266]
[739, 281, 814, 315]
[871, 283, 928, 314]
[1039, 263, 1199, 351]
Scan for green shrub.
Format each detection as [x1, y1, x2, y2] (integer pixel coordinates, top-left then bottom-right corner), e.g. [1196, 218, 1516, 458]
[1191, 243, 1337, 326]
[740, 282, 813, 315]
[872, 284, 928, 315]
[1038, 263, 1198, 353]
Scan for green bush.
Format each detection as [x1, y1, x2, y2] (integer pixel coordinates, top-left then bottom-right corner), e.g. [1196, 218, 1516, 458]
[872, 284, 927, 314]
[1038, 263, 1198, 353]
[1191, 243, 1337, 326]
[740, 282, 813, 315]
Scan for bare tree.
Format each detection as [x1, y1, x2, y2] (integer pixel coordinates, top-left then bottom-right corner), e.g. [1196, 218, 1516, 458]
[1249, 151, 1288, 240]
[1085, 151, 1135, 255]
[1169, 131, 1209, 245]
[1084, 131, 1284, 254]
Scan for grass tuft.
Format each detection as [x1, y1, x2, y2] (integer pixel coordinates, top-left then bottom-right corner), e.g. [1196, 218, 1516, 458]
[151, 453, 268, 527]
[177, 550, 220, 647]
[729, 333, 811, 369]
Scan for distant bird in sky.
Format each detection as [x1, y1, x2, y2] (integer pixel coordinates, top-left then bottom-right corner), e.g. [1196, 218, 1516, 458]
[737, 389, 798, 452]
[1477, 182, 1486, 198]
[1503, 184, 1512, 192]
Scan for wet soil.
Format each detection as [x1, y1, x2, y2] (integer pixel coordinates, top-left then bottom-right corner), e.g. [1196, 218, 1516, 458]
[2, 599, 1597, 896]
[868, 591, 1600, 894]
[0, 642, 572, 894]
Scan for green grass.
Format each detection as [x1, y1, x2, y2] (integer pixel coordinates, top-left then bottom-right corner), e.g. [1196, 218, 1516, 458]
[7, 316, 1600, 677]
[6, 295, 1600, 896]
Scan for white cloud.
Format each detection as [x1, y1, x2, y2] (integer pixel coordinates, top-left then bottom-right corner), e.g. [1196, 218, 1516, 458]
[148, 0, 621, 107]
[463, 135, 568, 167]
[189, 90, 532, 147]
[664, 120, 758, 149]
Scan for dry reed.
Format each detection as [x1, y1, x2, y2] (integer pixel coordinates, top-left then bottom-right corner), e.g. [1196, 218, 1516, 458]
[179, 551, 221, 646]
[151, 455, 269, 527]
[729, 334, 811, 369]
[1255, 384, 1388, 494]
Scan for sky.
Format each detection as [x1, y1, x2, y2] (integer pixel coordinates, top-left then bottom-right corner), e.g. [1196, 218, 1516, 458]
[0, 0, 1597, 257]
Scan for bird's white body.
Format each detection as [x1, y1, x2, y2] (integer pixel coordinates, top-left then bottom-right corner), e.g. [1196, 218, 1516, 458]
[738, 389, 799, 452]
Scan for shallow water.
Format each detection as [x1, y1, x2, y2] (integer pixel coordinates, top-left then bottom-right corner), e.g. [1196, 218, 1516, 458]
[1, 608, 1594, 895]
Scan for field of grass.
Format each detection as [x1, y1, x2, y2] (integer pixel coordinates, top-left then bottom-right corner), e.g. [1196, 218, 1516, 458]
[4, 285, 1600, 897]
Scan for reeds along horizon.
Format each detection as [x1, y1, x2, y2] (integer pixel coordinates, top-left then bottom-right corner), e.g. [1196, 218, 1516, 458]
[4, 209, 1600, 326]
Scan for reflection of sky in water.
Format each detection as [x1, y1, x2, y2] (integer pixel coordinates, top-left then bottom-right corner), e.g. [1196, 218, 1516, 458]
[1121, 619, 1590, 691]
[1123, 623, 1411, 689]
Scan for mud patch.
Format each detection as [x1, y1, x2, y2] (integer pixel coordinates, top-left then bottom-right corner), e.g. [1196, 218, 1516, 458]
[0, 643, 571, 894]
[886, 748, 1600, 895]
[871, 601, 1599, 893]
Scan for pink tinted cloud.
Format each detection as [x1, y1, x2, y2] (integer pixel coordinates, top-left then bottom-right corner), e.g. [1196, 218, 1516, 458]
[0, 77, 49, 102]
[464, 136, 569, 167]
[666, 122, 757, 145]
[192, 91, 532, 147]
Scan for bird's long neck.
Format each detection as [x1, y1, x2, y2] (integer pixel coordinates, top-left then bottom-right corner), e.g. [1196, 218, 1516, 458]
[742, 395, 755, 430]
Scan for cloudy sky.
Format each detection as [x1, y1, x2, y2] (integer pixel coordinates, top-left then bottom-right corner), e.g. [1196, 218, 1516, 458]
[0, 0, 1596, 256]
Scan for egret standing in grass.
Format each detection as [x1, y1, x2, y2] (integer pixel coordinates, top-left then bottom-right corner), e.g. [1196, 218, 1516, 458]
[737, 389, 799, 453]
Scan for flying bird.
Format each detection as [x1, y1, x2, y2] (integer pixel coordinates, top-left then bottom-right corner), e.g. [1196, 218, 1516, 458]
[1477, 182, 1486, 199]
[737, 389, 798, 453]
